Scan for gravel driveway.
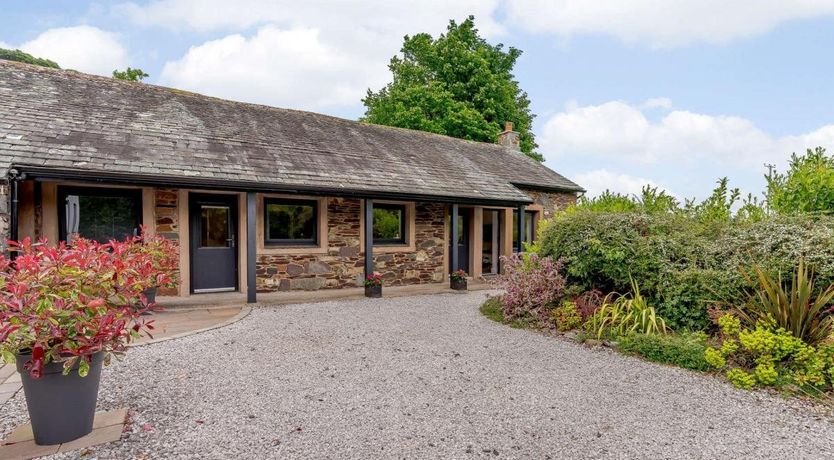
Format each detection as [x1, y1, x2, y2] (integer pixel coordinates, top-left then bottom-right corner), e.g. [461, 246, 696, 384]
[3, 291, 834, 459]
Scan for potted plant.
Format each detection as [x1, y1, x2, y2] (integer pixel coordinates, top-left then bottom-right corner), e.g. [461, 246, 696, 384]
[364, 272, 383, 298]
[0, 236, 171, 445]
[450, 269, 468, 290]
[134, 227, 180, 303]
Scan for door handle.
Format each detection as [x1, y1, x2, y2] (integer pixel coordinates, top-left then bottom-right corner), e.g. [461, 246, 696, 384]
[227, 236, 235, 248]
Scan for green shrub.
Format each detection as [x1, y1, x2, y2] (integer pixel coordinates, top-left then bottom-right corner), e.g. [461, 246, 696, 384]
[585, 281, 668, 339]
[766, 147, 834, 215]
[618, 332, 710, 371]
[551, 301, 582, 331]
[738, 257, 834, 346]
[726, 368, 756, 389]
[539, 211, 834, 332]
[706, 313, 834, 391]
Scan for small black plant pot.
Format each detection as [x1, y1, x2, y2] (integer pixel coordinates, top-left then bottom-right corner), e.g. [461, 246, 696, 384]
[450, 278, 467, 291]
[16, 352, 104, 445]
[142, 286, 158, 304]
[365, 285, 382, 298]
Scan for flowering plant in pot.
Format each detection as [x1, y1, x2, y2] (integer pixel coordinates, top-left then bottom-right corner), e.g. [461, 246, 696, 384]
[132, 227, 180, 303]
[0, 236, 171, 445]
[450, 269, 468, 290]
[364, 272, 383, 298]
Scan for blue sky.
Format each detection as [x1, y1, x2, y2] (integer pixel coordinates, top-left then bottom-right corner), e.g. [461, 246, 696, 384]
[3, 1, 834, 201]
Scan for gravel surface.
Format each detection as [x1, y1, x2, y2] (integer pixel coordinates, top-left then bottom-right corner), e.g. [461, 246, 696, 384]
[3, 291, 834, 459]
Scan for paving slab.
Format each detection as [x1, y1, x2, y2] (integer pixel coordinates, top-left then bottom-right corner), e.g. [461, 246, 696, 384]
[0, 408, 127, 460]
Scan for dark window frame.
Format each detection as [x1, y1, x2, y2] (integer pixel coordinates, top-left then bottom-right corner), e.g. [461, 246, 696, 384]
[372, 203, 407, 245]
[263, 197, 319, 246]
[57, 186, 142, 243]
[512, 209, 537, 251]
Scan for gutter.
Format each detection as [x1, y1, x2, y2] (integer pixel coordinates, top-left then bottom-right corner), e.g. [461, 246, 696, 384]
[12, 164, 534, 208]
[511, 181, 586, 194]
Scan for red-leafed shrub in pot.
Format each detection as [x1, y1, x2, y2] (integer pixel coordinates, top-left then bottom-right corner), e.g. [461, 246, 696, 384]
[132, 227, 180, 303]
[0, 236, 174, 445]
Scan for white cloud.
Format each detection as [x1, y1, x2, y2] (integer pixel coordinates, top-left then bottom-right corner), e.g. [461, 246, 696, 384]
[506, 0, 834, 48]
[573, 169, 665, 198]
[115, 0, 504, 37]
[539, 99, 834, 170]
[17, 26, 128, 76]
[120, 0, 502, 110]
[160, 26, 378, 109]
[641, 97, 673, 110]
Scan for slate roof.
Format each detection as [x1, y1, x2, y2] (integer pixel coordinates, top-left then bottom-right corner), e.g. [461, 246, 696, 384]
[0, 61, 583, 205]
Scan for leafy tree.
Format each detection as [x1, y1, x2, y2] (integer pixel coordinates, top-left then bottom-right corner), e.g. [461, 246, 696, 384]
[571, 186, 678, 214]
[113, 67, 149, 82]
[362, 16, 542, 161]
[766, 147, 834, 215]
[0, 48, 59, 68]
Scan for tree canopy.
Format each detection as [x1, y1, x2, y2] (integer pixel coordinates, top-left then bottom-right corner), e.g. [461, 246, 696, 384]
[362, 16, 542, 161]
[766, 147, 834, 215]
[113, 67, 149, 82]
[0, 48, 60, 69]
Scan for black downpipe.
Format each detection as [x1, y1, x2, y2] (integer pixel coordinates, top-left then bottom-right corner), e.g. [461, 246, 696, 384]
[8, 169, 22, 260]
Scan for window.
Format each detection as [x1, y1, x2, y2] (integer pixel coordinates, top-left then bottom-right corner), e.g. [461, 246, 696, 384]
[512, 210, 536, 251]
[373, 203, 406, 245]
[264, 198, 318, 245]
[59, 187, 141, 243]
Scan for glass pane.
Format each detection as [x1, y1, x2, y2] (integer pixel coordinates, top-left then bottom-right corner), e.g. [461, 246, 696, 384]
[201, 206, 230, 247]
[373, 206, 403, 241]
[456, 215, 465, 245]
[266, 202, 316, 241]
[69, 194, 137, 243]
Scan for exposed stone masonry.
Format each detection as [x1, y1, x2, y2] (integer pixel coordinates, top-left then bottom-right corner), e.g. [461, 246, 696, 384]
[521, 189, 578, 219]
[255, 199, 446, 292]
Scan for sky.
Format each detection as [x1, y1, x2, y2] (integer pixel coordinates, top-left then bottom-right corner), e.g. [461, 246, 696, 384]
[2, 0, 834, 201]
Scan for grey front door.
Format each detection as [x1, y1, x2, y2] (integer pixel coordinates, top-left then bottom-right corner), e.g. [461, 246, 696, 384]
[190, 194, 238, 293]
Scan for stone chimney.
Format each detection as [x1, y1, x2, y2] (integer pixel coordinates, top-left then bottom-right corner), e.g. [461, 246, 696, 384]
[497, 121, 520, 151]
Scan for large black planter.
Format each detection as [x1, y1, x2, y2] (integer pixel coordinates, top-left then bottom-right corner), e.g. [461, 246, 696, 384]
[365, 285, 382, 298]
[450, 278, 467, 291]
[16, 352, 104, 445]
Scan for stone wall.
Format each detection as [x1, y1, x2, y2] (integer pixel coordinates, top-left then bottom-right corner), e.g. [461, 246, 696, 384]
[521, 188, 578, 219]
[256, 199, 446, 292]
[154, 189, 179, 239]
[154, 189, 181, 295]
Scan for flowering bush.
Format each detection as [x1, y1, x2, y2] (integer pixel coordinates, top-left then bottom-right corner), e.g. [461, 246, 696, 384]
[364, 272, 382, 287]
[450, 269, 467, 282]
[0, 236, 174, 379]
[132, 227, 180, 293]
[495, 253, 565, 322]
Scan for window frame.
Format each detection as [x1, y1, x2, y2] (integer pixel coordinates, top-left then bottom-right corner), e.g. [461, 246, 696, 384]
[263, 197, 319, 247]
[372, 203, 407, 246]
[57, 186, 142, 243]
[512, 209, 537, 251]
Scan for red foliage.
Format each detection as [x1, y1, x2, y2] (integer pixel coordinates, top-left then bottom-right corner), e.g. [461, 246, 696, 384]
[574, 289, 604, 321]
[0, 234, 177, 378]
[364, 272, 383, 287]
[496, 254, 566, 323]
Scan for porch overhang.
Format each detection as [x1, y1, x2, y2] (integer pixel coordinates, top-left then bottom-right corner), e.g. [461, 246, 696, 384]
[11, 164, 534, 208]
